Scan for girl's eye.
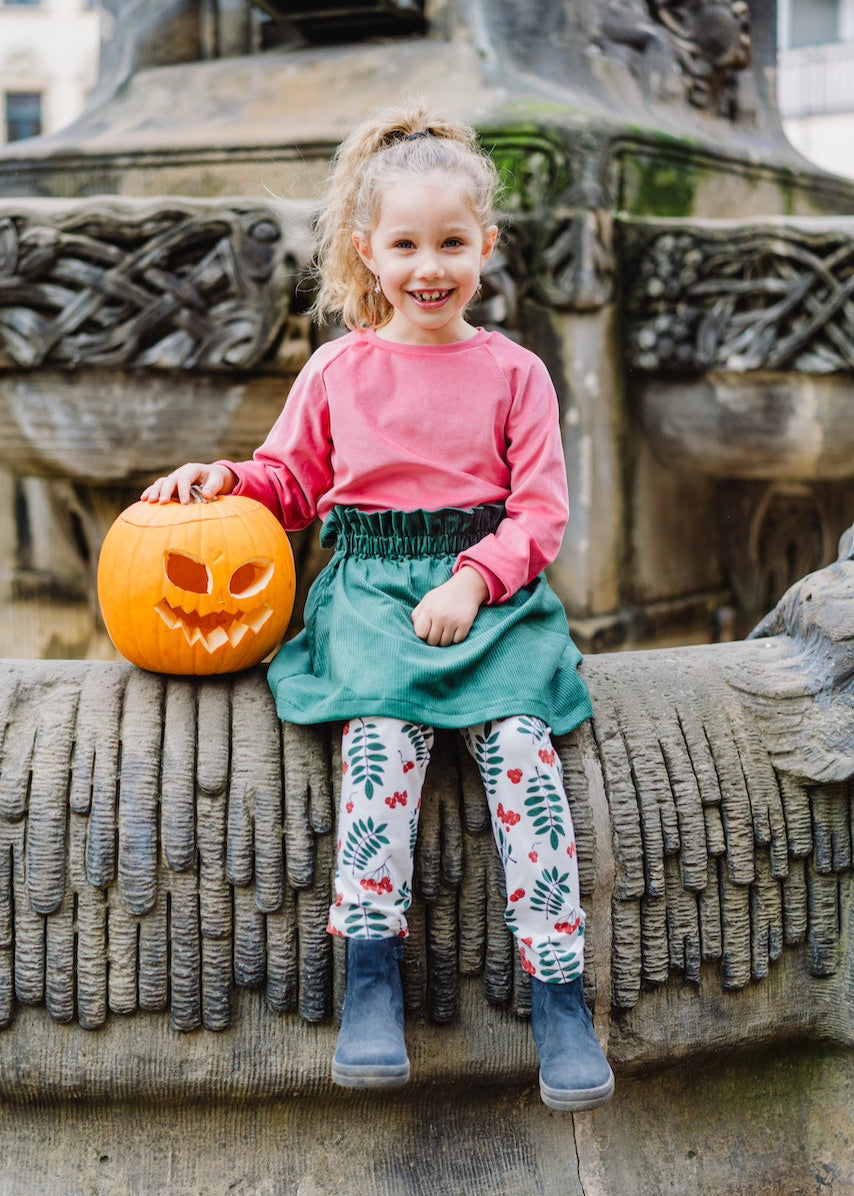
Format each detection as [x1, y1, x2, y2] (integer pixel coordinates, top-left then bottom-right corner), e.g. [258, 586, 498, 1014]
[394, 239, 415, 250]
[444, 238, 464, 248]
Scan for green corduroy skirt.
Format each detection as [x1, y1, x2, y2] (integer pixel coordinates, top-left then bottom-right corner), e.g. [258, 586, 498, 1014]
[266, 505, 593, 734]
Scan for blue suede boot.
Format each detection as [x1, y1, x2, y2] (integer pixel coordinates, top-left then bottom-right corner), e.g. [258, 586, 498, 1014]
[530, 976, 615, 1111]
[332, 936, 410, 1088]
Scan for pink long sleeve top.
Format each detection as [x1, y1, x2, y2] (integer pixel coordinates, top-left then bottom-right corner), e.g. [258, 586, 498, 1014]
[222, 327, 569, 604]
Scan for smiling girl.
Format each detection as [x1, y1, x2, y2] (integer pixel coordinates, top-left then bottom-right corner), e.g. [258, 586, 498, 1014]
[142, 103, 614, 1112]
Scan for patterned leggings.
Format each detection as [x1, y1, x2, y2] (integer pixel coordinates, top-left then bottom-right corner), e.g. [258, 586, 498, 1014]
[327, 716, 585, 984]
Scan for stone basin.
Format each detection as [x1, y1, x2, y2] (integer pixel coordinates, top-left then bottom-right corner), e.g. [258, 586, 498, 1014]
[0, 368, 295, 487]
[637, 372, 854, 480]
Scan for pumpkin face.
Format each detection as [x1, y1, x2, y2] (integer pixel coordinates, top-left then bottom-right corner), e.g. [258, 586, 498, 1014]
[97, 495, 295, 675]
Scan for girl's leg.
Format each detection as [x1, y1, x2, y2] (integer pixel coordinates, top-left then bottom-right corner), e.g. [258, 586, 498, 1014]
[329, 716, 433, 1089]
[462, 716, 613, 1111]
[461, 715, 584, 981]
[328, 716, 433, 939]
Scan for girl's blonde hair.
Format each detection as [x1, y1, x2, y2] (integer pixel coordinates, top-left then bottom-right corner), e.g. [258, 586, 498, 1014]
[312, 103, 500, 330]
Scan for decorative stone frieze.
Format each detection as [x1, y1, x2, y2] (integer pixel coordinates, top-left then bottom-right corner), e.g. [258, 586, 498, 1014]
[0, 198, 313, 372]
[622, 218, 854, 373]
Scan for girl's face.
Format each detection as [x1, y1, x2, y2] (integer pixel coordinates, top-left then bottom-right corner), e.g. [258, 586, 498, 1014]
[353, 171, 498, 346]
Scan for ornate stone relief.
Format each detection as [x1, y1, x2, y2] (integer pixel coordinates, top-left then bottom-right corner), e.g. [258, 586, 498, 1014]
[623, 222, 854, 373]
[0, 200, 312, 372]
[599, 0, 751, 116]
[486, 131, 613, 311]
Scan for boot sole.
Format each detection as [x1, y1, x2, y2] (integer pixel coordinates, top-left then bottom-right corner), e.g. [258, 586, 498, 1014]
[539, 1069, 615, 1112]
[332, 1061, 411, 1089]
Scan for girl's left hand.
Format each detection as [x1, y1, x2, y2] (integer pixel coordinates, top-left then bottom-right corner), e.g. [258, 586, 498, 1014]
[411, 567, 489, 647]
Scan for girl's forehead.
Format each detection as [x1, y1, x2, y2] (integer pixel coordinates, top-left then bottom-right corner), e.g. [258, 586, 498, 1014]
[373, 172, 479, 222]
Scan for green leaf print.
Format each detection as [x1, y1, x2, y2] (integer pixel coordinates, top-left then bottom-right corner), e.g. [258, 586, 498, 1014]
[347, 720, 388, 799]
[344, 907, 390, 936]
[341, 818, 391, 873]
[524, 769, 566, 850]
[469, 723, 505, 801]
[494, 822, 516, 869]
[530, 867, 573, 919]
[400, 723, 432, 767]
[514, 715, 544, 744]
[538, 937, 584, 983]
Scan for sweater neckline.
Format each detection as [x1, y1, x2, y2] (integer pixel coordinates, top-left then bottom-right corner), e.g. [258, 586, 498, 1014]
[362, 327, 489, 354]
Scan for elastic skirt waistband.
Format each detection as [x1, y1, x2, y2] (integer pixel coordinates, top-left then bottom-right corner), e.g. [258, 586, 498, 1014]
[319, 504, 505, 558]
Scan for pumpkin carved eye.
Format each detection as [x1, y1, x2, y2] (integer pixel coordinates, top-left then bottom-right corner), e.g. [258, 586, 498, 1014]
[229, 559, 274, 598]
[165, 550, 211, 594]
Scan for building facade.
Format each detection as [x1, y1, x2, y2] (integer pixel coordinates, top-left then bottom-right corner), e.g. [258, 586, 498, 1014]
[779, 0, 854, 177]
[0, 0, 99, 146]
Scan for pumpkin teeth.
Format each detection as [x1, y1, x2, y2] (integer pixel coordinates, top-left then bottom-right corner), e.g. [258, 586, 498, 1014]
[154, 600, 275, 654]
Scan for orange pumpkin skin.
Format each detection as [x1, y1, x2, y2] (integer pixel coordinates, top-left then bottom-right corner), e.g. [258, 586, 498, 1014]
[97, 496, 295, 675]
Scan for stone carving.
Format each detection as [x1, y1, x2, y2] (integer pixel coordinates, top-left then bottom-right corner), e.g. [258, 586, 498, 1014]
[599, 0, 750, 116]
[623, 221, 854, 373]
[0, 529, 850, 1046]
[648, 1, 751, 113]
[0, 199, 312, 371]
[486, 130, 613, 311]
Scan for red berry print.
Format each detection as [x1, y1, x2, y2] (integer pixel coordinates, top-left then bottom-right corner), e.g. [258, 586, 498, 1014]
[528, 850, 538, 863]
[522, 937, 534, 947]
[496, 803, 521, 827]
[403, 761, 415, 774]
[509, 888, 525, 902]
[385, 790, 408, 809]
[360, 875, 393, 895]
[507, 768, 522, 784]
[341, 761, 349, 774]
[342, 722, 350, 735]
[554, 916, 582, 935]
[334, 894, 343, 906]
[519, 947, 537, 977]
[345, 801, 354, 814]
[329, 926, 344, 937]
[566, 842, 576, 859]
[538, 748, 555, 766]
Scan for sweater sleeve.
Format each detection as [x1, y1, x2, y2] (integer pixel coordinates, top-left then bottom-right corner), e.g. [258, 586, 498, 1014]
[452, 353, 568, 603]
[217, 350, 333, 531]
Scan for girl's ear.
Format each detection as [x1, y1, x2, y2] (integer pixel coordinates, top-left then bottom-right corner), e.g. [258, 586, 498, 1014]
[481, 224, 499, 266]
[352, 231, 375, 274]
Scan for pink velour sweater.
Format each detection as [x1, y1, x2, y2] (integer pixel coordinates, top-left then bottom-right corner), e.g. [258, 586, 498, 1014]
[223, 327, 569, 604]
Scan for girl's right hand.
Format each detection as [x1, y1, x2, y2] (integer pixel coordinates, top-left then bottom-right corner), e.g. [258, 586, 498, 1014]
[140, 462, 237, 504]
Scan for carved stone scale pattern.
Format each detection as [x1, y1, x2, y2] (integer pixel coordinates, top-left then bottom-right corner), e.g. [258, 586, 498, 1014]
[622, 221, 854, 373]
[0, 643, 848, 1033]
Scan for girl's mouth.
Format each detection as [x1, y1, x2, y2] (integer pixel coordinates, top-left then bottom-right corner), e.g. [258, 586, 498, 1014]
[410, 289, 453, 305]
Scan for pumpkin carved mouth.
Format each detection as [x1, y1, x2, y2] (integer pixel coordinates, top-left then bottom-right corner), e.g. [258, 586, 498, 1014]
[154, 599, 274, 652]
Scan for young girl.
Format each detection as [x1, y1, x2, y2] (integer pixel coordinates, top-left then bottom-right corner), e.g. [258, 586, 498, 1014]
[142, 104, 614, 1112]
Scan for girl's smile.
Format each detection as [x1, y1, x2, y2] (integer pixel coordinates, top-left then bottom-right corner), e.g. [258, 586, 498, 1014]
[353, 172, 497, 345]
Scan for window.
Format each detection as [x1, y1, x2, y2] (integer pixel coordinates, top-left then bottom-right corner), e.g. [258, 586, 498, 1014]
[787, 0, 839, 48]
[5, 92, 42, 142]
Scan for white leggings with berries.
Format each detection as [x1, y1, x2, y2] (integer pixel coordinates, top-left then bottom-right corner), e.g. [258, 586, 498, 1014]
[327, 715, 585, 984]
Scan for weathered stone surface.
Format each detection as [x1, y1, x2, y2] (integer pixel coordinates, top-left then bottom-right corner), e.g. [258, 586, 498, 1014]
[0, 528, 850, 1067]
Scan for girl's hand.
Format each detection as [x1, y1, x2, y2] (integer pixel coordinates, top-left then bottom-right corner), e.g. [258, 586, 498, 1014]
[411, 567, 489, 647]
[141, 463, 236, 504]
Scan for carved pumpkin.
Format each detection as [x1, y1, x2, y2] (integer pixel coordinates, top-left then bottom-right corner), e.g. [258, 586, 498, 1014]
[97, 494, 295, 675]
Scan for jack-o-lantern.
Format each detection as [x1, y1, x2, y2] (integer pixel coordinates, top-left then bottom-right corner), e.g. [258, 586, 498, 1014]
[97, 493, 295, 675]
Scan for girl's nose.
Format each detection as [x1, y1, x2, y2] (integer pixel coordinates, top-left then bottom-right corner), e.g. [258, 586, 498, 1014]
[415, 251, 442, 278]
